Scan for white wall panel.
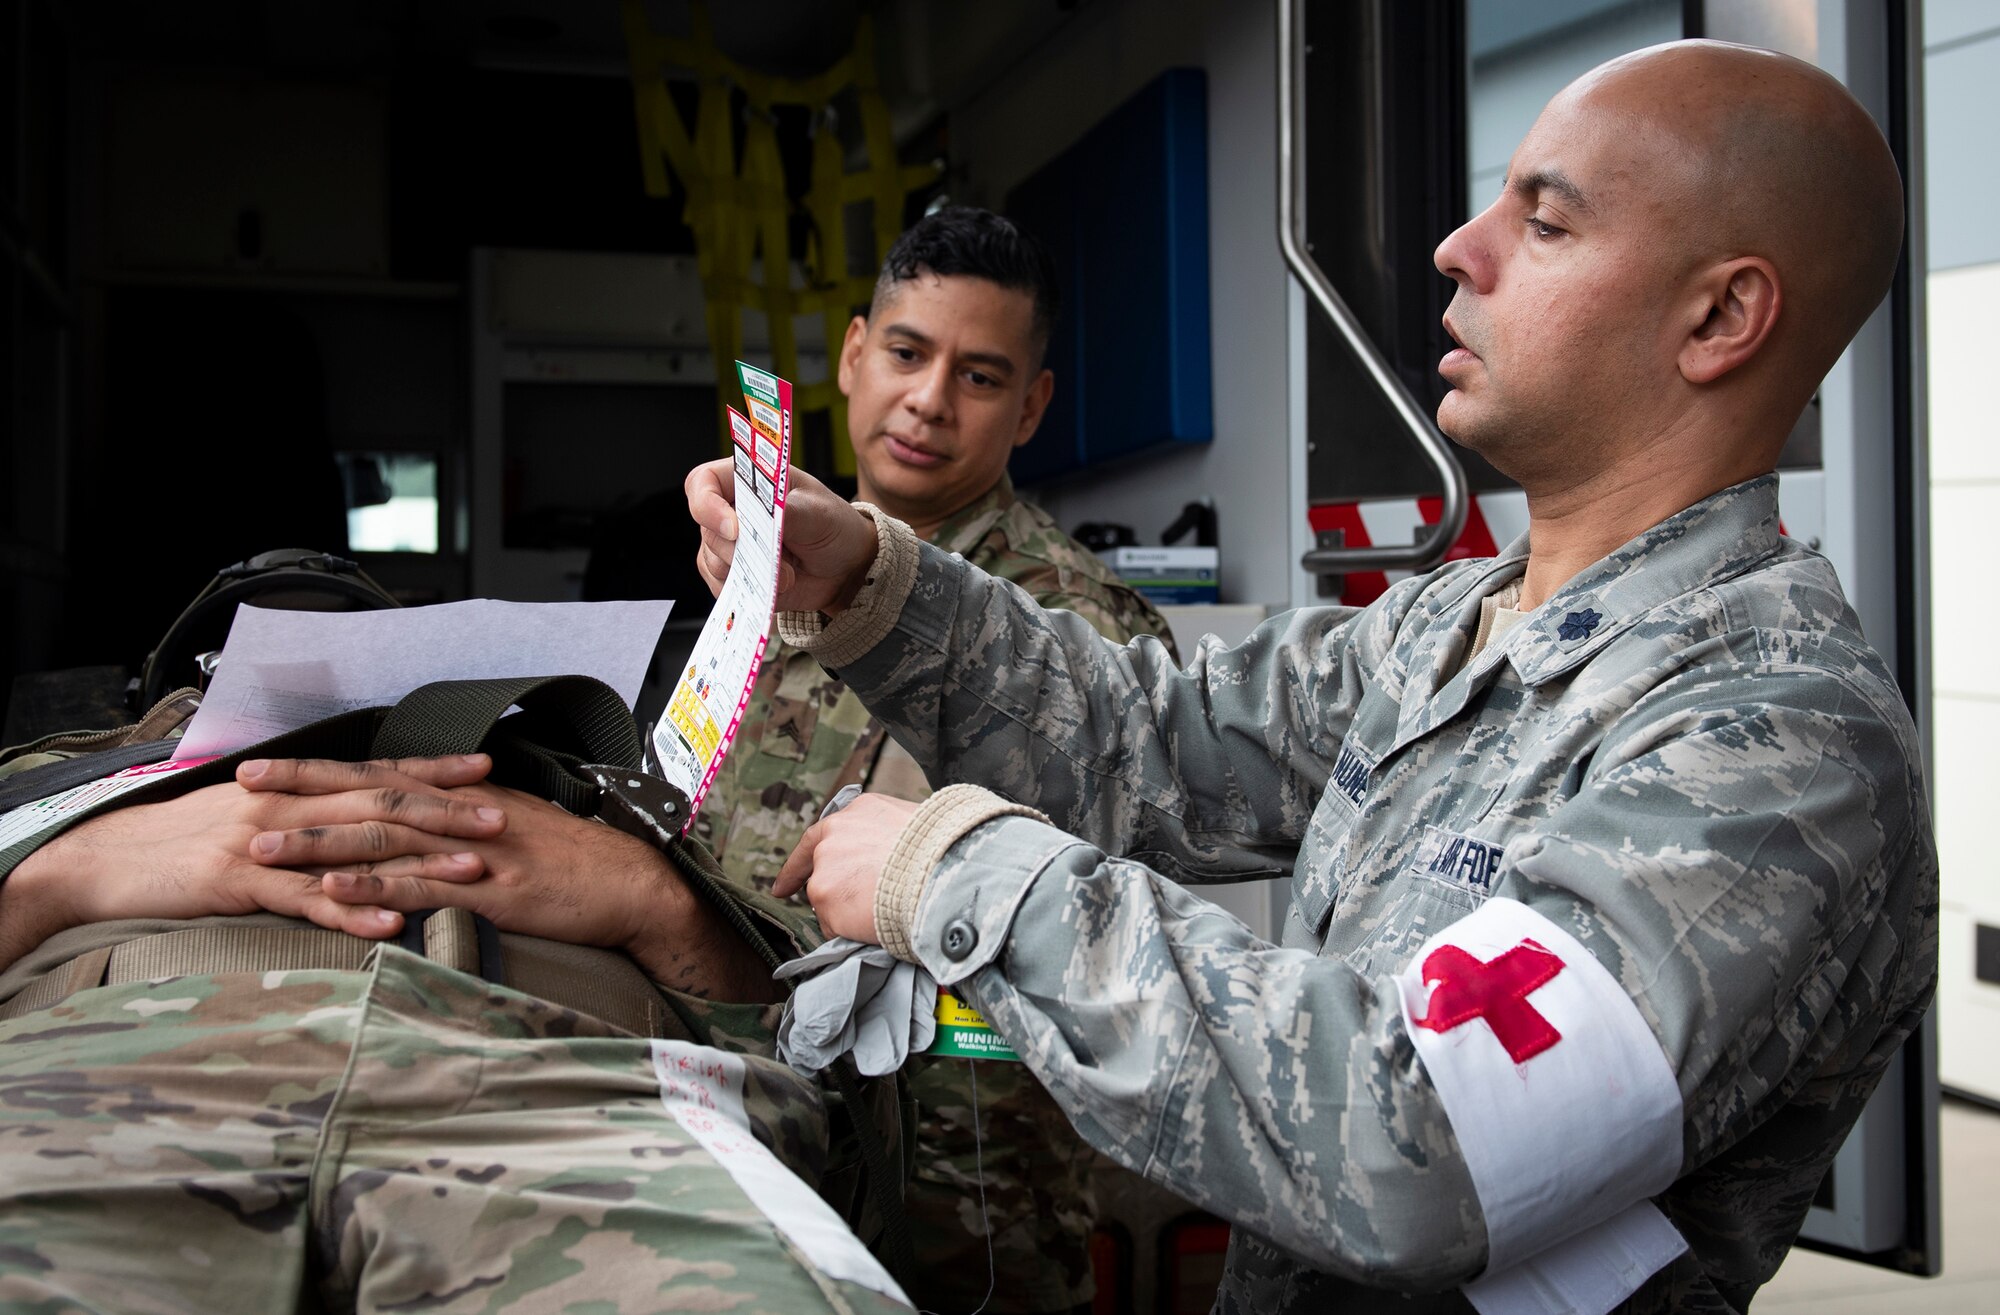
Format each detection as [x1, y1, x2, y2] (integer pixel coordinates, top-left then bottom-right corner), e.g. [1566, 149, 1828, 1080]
[1926, 2, 2000, 1104]
[1923, 31, 2000, 271]
[1928, 482, 2000, 700]
[1932, 694, 1999, 904]
[1927, 0, 2000, 48]
[1927, 262, 2000, 485]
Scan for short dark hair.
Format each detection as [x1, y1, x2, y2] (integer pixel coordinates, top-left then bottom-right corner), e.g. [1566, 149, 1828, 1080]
[871, 206, 1061, 366]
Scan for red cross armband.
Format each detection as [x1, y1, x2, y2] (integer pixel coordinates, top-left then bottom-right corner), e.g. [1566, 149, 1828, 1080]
[1393, 898, 1687, 1314]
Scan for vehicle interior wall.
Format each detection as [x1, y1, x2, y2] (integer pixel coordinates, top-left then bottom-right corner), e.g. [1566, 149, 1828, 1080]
[1921, 0, 2000, 1105]
[931, 0, 1298, 614]
[15, 2, 1240, 715]
[16, 1, 742, 718]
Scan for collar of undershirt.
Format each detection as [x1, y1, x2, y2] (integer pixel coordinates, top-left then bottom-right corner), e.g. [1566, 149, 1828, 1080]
[1466, 577, 1528, 666]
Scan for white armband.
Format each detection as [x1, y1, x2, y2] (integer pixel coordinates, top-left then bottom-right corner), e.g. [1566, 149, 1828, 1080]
[1393, 897, 1687, 1314]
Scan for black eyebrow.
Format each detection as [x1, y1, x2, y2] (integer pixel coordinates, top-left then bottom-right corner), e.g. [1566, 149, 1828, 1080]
[880, 322, 1018, 377]
[1508, 167, 1594, 217]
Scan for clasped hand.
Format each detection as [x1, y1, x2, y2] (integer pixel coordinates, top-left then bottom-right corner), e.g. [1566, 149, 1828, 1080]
[685, 457, 879, 614]
[1, 756, 684, 981]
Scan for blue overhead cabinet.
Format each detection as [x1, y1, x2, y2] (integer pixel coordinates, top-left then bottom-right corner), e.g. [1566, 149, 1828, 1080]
[1006, 69, 1213, 484]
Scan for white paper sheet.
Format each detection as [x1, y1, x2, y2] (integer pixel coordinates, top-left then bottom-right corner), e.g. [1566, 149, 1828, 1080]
[651, 364, 793, 826]
[174, 597, 674, 760]
[652, 1039, 909, 1306]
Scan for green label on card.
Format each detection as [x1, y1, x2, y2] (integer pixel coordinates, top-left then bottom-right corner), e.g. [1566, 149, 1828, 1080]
[926, 990, 1022, 1062]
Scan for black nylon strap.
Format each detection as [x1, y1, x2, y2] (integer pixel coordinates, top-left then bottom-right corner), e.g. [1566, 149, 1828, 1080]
[373, 676, 641, 765]
[372, 676, 642, 815]
[0, 739, 178, 816]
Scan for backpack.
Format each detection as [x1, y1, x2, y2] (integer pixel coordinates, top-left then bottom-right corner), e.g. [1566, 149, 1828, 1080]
[137, 548, 401, 712]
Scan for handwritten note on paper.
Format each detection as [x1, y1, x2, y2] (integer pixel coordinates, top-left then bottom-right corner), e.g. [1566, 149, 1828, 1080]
[651, 363, 792, 828]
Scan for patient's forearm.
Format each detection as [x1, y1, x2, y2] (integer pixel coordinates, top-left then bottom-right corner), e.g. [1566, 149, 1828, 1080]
[628, 875, 782, 1004]
[0, 843, 76, 974]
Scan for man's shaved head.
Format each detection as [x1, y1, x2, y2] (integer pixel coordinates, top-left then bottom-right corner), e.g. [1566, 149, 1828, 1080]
[1568, 40, 1903, 384]
[1433, 39, 1905, 495]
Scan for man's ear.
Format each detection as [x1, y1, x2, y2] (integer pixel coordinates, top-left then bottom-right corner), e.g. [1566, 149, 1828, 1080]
[835, 315, 870, 396]
[1015, 369, 1055, 447]
[1680, 257, 1780, 385]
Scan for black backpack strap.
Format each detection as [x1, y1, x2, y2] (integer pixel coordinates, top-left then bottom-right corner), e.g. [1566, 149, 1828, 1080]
[0, 708, 383, 881]
[0, 739, 179, 816]
[372, 676, 643, 816]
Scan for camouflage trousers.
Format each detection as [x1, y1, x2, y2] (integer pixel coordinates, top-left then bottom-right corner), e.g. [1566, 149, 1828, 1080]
[0, 946, 910, 1315]
[903, 1057, 1097, 1315]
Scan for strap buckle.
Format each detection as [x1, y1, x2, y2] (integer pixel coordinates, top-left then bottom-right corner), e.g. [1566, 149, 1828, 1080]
[584, 764, 693, 844]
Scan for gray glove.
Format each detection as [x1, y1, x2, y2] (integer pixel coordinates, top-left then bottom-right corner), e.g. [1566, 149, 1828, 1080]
[774, 936, 937, 1076]
[772, 784, 939, 1077]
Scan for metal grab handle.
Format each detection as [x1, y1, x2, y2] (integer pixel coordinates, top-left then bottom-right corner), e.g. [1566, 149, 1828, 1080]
[1279, 0, 1469, 577]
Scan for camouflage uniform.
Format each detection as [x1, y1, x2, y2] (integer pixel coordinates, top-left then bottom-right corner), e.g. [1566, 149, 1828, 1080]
[782, 475, 1939, 1313]
[0, 945, 912, 1314]
[699, 475, 1178, 1315]
[0, 745, 910, 1309]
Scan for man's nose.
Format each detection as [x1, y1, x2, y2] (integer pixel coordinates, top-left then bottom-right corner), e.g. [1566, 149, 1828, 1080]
[903, 358, 952, 423]
[1434, 208, 1492, 293]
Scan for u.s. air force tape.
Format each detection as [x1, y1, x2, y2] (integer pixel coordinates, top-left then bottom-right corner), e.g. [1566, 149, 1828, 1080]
[1392, 897, 1687, 1313]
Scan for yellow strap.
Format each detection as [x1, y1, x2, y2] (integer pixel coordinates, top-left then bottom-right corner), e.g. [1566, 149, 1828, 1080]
[110, 925, 375, 980]
[421, 907, 482, 977]
[0, 946, 114, 1020]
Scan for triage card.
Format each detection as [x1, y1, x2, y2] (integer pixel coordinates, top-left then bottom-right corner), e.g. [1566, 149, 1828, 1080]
[652, 362, 792, 829]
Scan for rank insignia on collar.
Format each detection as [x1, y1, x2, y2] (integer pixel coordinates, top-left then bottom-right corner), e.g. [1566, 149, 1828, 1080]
[1557, 608, 1604, 642]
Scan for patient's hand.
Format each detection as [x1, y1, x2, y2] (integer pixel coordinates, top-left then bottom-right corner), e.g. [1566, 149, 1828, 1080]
[268, 771, 663, 953]
[263, 759, 781, 1003]
[0, 754, 501, 972]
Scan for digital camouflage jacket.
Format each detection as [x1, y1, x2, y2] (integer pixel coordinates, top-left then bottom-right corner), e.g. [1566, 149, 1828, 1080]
[783, 474, 1939, 1314]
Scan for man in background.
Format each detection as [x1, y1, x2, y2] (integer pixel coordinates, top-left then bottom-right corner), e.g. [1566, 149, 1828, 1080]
[699, 206, 1179, 1315]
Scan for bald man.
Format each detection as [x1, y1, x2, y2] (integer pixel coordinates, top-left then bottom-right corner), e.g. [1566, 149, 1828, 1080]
[689, 40, 1936, 1315]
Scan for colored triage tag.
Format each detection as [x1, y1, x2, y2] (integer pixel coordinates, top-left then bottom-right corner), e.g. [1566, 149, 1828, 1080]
[650, 362, 793, 832]
[926, 990, 1022, 1062]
